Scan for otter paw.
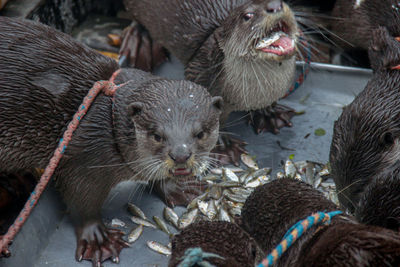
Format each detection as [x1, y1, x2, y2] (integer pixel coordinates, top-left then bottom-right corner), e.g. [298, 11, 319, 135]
[118, 22, 168, 72]
[211, 135, 248, 166]
[154, 178, 208, 208]
[250, 104, 296, 134]
[75, 222, 130, 267]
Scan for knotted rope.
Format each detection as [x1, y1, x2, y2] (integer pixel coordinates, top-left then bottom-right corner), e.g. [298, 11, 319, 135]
[0, 69, 122, 256]
[258, 210, 343, 267]
[177, 247, 225, 267]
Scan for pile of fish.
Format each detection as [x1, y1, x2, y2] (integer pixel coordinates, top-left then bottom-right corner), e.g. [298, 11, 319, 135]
[109, 154, 339, 256]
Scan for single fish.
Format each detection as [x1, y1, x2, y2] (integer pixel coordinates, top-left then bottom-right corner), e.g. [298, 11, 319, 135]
[284, 160, 297, 179]
[127, 203, 147, 220]
[110, 218, 126, 228]
[222, 168, 239, 182]
[245, 175, 270, 188]
[153, 216, 172, 236]
[243, 168, 271, 184]
[147, 241, 171, 256]
[127, 225, 143, 243]
[210, 168, 223, 175]
[241, 154, 259, 170]
[197, 199, 209, 216]
[208, 186, 222, 200]
[186, 192, 208, 210]
[218, 206, 233, 222]
[228, 187, 253, 197]
[313, 175, 322, 188]
[255, 32, 284, 49]
[206, 200, 218, 220]
[130, 216, 157, 229]
[276, 171, 285, 179]
[318, 164, 330, 177]
[224, 192, 247, 203]
[178, 209, 199, 229]
[163, 207, 179, 229]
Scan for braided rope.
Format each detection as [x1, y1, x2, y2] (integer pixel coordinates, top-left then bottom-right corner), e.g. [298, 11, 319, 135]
[282, 32, 311, 99]
[177, 247, 225, 267]
[258, 211, 343, 267]
[0, 69, 121, 256]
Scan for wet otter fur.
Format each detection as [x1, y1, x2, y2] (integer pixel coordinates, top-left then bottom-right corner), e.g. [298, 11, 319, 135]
[168, 221, 260, 267]
[331, 0, 400, 50]
[123, 0, 299, 161]
[241, 178, 400, 266]
[0, 17, 223, 266]
[330, 27, 400, 213]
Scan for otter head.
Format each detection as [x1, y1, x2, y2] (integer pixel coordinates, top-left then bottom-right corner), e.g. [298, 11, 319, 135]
[220, 0, 298, 62]
[330, 27, 400, 213]
[115, 78, 223, 182]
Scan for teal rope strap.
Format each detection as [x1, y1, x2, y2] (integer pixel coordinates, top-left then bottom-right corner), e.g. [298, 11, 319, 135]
[177, 247, 225, 267]
[257, 210, 343, 267]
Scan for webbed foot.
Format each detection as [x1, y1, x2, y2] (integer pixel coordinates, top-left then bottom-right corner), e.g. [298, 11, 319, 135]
[75, 221, 130, 267]
[154, 177, 208, 208]
[249, 103, 296, 134]
[211, 135, 248, 167]
[118, 22, 168, 72]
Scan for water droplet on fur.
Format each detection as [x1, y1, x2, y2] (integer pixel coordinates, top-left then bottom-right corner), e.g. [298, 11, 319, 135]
[167, 108, 171, 112]
[189, 94, 194, 98]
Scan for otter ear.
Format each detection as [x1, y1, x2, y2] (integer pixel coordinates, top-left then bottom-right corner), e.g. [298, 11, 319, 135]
[128, 102, 144, 117]
[211, 96, 224, 112]
[369, 27, 400, 71]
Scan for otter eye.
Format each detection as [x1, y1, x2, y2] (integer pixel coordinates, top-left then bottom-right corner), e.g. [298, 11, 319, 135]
[384, 132, 394, 145]
[153, 133, 162, 142]
[243, 12, 255, 21]
[196, 131, 205, 139]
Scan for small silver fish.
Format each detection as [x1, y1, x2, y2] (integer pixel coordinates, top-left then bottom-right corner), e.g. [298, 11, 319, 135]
[153, 216, 172, 236]
[208, 186, 222, 200]
[329, 191, 339, 206]
[127, 225, 143, 243]
[218, 206, 233, 222]
[224, 192, 247, 203]
[216, 181, 242, 188]
[163, 207, 179, 229]
[197, 199, 209, 216]
[202, 174, 220, 183]
[222, 168, 239, 182]
[318, 164, 330, 177]
[294, 173, 302, 181]
[206, 200, 218, 220]
[294, 161, 308, 174]
[228, 167, 245, 173]
[130, 216, 157, 228]
[178, 209, 199, 229]
[110, 218, 126, 228]
[276, 171, 285, 179]
[255, 32, 282, 49]
[210, 168, 223, 175]
[127, 203, 147, 220]
[228, 187, 253, 197]
[313, 175, 322, 188]
[243, 168, 271, 184]
[284, 160, 297, 179]
[305, 163, 315, 185]
[147, 241, 171, 256]
[186, 192, 208, 210]
[240, 154, 259, 170]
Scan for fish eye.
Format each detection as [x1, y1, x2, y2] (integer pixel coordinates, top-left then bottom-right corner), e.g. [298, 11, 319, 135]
[243, 12, 255, 21]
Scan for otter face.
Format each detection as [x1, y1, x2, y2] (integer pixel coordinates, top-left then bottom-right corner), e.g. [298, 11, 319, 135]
[330, 27, 400, 213]
[222, 0, 298, 62]
[128, 79, 223, 181]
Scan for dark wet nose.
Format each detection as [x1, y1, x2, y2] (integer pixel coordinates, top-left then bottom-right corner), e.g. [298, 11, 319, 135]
[169, 151, 192, 164]
[266, 0, 282, 13]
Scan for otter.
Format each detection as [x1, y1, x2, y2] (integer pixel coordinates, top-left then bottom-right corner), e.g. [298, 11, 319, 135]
[168, 221, 260, 267]
[241, 178, 400, 266]
[122, 0, 299, 164]
[331, 0, 400, 50]
[0, 17, 223, 266]
[330, 27, 400, 214]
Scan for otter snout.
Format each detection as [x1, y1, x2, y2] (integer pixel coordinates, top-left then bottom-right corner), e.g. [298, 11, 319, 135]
[266, 0, 283, 13]
[168, 145, 192, 164]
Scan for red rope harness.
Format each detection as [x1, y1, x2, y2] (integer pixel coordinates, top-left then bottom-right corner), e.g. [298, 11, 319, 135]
[0, 69, 121, 256]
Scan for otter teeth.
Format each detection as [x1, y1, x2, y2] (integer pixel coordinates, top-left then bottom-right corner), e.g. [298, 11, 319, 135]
[256, 32, 286, 49]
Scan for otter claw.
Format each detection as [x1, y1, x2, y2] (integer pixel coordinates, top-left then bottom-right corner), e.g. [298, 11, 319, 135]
[211, 134, 248, 166]
[250, 103, 296, 134]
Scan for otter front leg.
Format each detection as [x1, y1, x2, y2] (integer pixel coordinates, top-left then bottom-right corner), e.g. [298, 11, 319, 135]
[76, 220, 129, 267]
[118, 21, 168, 72]
[211, 135, 248, 166]
[249, 103, 296, 134]
[153, 177, 208, 207]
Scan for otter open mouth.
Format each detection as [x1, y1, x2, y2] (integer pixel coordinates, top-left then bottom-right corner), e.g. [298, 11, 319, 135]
[171, 168, 192, 176]
[255, 21, 295, 56]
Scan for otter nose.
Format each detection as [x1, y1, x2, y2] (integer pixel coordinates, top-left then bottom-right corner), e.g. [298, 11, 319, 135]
[266, 0, 282, 13]
[169, 152, 192, 164]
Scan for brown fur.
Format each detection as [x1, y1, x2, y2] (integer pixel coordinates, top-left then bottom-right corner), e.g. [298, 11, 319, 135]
[0, 16, 221, 240]
[124, 0, 298, 120]
[330, 27, 400, 213]
[241, 178, 400, 266]
[168, 221, 260, 267]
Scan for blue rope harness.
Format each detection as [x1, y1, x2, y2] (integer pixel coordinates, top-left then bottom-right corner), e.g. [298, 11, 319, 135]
[177, 247, 225, 267]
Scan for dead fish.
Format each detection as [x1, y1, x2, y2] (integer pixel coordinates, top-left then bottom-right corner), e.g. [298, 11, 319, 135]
[130, 216, 157, 229]
[187, 192, 208, 210]
[127, 225, 143, 243]
[241, 154, 259, 170]
[147, 241, 171, 256]
[197, 199, 209, 216]
[284, 160, 297, 179]
[256, 32, 283, 49]
[243, 168, 271, 184]
[202, 174, 220, 183]
[313, 175, 322, 188]
[329, 191, 339, 206]
[210, 168, 223, 175]
[294, 161, 308, 174]
[163, 207, 179, 229]
[208, 186, 222, 200]
[294, 173, 302, 181]
[245, 175, 270, 188]
[228, 187, 253, 197]
[224, 191, 247, 203]
[153, 216, 172, 236]
[206, 200, 218, 220]
[318, 164, 330, 177]
[305, 163, 315, 185]
[218, 206, 233, 222]
[276, 171, 285, 179]
[222, 168, 239, 182]
[178, 209, 199, 229]
[111, 218, 126, 228]
[127, 203, 147, 220]
[216, 181, 242, 188]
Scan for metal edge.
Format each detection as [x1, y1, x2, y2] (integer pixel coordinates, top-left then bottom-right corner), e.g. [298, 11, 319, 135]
[296, 61, 373, 75]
